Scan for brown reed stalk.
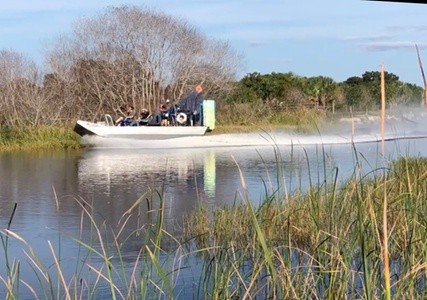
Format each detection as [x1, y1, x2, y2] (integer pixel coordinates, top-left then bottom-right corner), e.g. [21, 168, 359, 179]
[380, 64, 385, 156]
[415, 44, 427, 105]
[380, 64, 391, 300]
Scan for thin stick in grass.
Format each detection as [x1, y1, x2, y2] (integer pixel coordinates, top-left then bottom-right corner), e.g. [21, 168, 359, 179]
[48, 241, 71, 300]
[380, 64, 391, 300]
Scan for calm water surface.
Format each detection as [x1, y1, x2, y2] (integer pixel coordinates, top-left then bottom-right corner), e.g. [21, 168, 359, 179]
[1, 124, 427, 297]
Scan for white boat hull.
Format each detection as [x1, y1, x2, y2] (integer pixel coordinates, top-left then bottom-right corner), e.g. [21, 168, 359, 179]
[74, 120, 208, 140]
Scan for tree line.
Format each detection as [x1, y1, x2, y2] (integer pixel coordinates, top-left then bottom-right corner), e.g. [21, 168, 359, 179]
[0, 5, 424, 130]
[226, 71, 423, 112]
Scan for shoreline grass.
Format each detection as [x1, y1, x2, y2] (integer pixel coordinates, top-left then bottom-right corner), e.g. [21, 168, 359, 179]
[0, 127, 81, 152]
[183, 156, 427, 298]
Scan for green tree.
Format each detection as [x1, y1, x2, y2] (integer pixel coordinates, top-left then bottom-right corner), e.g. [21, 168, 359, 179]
[343, 71, 422, 110]
[232, 72, 300, 103]
[301, 76, 337, 109]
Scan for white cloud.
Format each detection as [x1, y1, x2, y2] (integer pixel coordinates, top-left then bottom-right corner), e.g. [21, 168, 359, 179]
[343, 34, 393, 42]
[359, 41, 427, 52]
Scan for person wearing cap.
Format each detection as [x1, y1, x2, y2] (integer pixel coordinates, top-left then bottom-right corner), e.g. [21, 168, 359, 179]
[160, 99, 170, 126]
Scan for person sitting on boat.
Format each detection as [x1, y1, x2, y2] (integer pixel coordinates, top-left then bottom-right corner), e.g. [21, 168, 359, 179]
[115, 105, 135, 126]
[160, 100, 169, 126]
[136, 108, 152, 126]
[168, 101, 177, 126]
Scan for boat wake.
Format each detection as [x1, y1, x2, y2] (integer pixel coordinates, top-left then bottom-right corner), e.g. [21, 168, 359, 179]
[82, 106, 427, 150]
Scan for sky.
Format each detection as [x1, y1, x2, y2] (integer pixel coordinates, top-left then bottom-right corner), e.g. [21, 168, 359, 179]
[1, 0, 427, 86]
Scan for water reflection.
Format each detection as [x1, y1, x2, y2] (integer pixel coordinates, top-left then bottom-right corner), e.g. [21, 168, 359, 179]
[77, 137, 427, 220]
[2, 138, 426, 243]
[77, 148, 217, 237]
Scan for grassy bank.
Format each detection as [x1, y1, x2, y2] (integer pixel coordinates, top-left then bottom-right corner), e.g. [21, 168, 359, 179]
[0, 127, 81, 152]
[1, 152, 427, 298]
[183, 155, 427, 299]
[215, 103, 328, 134]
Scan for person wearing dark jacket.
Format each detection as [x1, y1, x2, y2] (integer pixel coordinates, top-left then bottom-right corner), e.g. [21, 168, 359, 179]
[115, 105, 135, 126]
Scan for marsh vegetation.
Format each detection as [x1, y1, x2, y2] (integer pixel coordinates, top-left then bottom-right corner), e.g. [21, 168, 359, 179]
[0, 127, 80, 152]
[1, 150, 427, 299]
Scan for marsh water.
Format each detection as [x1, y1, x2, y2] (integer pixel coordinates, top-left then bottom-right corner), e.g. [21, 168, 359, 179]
[1, 109, 427, 298]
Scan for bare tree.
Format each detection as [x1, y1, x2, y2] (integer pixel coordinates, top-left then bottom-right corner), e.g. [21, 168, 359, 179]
[0, 50, 63, 128]
[46, 5, 241, 121]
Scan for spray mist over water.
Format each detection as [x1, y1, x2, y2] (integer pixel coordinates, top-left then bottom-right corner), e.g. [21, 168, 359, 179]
[82, 106, 427, 150]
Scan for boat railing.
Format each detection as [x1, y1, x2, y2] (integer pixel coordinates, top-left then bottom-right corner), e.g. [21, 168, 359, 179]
[104, 114, 114, 126]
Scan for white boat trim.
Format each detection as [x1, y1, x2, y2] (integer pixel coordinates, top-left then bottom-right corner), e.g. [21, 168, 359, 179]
[74, 120, 208, 140]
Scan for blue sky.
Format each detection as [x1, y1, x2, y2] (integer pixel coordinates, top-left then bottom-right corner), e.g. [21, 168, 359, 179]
[1, 0, 427, 86]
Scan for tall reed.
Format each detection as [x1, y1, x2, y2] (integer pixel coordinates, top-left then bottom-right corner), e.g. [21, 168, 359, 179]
[0, 189, 184, 299]
[184, 153, 427, 299]
[0, 203, 19, 299]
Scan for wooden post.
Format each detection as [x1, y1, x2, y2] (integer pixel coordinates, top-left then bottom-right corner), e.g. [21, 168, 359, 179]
[350, 106, 354, 144]
[380, 63, 391, 300]
[380, 64, 385, 156]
